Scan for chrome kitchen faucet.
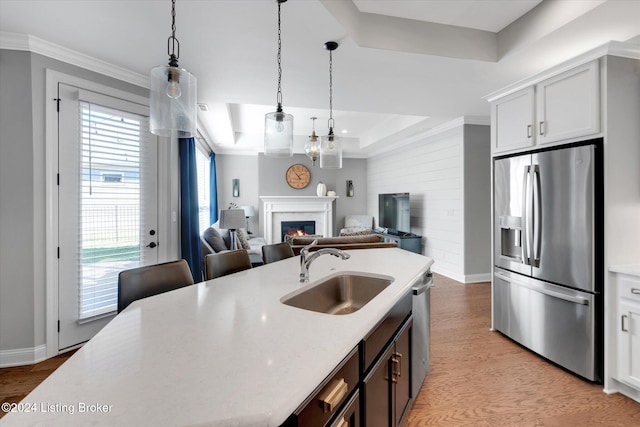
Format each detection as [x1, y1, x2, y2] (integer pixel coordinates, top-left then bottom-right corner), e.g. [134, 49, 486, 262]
[299, 240, 350, 283]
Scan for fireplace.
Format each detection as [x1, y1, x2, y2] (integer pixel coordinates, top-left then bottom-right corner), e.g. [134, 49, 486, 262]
[260, 196, 338, 244]
[281, 221, 315, 242]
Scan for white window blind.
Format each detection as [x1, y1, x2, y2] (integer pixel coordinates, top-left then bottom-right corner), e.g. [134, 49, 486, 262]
[78, 101, 150, 320]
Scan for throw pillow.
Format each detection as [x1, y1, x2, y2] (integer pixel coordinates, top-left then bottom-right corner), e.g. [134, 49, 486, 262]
[213, 222, 232, 249]
[203, 227, 228, 252]
[236, 229, 251, 250]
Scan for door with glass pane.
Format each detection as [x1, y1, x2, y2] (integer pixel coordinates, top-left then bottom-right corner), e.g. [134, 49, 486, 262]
[57, 84, 158, 350]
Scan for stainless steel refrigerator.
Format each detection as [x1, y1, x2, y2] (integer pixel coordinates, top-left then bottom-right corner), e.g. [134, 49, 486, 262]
[493, 139, 603, 382]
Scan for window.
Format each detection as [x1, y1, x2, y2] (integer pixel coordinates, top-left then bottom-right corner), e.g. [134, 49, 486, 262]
[76, 101, 154, 320]
[195, 147, 211, 232]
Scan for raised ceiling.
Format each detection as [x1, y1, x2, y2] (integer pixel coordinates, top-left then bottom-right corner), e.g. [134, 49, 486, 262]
[1, 0, 639, 156]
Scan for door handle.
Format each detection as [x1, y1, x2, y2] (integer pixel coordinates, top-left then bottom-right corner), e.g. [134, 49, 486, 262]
[527, 124, 532, 138]
[390, 356, 400, 383]
[532, 165, 541, 267]
[494, 271, 590, 305]
[539, 121, 545, 136]
[622, 315, 629, 332]
[146, 242, 157, 248]
[394, 352, 403, 377]
[521, 165, 531, 266]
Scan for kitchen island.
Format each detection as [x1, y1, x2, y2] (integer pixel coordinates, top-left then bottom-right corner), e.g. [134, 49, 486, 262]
[2, 248, 433, 426]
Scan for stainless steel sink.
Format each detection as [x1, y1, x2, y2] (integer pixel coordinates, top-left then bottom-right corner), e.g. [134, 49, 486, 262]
[281, 273, 394, 315]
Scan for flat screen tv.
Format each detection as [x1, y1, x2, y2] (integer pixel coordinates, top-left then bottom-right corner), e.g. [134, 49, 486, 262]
[378, 193, 410, 234]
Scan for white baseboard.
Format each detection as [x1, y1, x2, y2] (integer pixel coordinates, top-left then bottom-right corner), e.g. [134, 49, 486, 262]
[0, 345, 47, 368]
[431, 266, 491, 284]
[464, 273, 492, 283]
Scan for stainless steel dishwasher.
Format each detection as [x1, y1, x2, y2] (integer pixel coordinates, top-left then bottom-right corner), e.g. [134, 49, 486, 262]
[411, 268, 433, 397]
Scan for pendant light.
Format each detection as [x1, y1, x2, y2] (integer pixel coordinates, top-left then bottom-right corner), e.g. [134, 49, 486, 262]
[264, 0, 293, 157]
[150, 0, 197, 138]
[320, 41, 342, 169]
[304, 117, 320, 166]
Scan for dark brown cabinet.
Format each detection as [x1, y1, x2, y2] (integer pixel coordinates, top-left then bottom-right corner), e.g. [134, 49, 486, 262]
[284, 347, 360, 427]
[283, 290, 416, 427]
[363, 317, 412, 427]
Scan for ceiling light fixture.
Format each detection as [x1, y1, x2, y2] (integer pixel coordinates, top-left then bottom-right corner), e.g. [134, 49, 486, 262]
[264, 0, 293, 157]
[320, 41, 342, 169]
[150, 0, 197, 138]
[304, 117, 320, 166]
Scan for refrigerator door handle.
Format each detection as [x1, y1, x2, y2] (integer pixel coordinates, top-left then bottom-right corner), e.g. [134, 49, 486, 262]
[495, 271, 590, 306]
[532, 165, 542, 267]
[521, 165, 531, 265]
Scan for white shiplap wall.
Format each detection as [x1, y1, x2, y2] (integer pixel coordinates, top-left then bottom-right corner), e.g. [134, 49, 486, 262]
[367, 125, 465, 279]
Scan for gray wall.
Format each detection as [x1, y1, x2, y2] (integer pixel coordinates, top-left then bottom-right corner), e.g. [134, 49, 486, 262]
[214, 154, 260, 232]
[0, 50, 36, 351]
[463, 125, 491, 277]
[213, 153, 367, 236]
[0, 49, 148, 354]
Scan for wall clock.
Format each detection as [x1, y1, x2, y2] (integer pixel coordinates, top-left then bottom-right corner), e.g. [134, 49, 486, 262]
[285, 164, 311, 189]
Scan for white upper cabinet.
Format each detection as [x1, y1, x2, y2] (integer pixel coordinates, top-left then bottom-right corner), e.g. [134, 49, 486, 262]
[491, 87, 535, 153]
[491, 60, 600, 155]
[536, 61, 600, 145]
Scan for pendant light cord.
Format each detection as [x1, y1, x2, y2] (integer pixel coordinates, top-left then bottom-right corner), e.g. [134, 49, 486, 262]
[276, 0, 283, 110]
[167, 0, 180, 67]
[328, 49, 334, 130]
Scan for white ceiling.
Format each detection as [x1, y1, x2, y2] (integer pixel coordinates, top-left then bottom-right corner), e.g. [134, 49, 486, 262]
[1, 0, 640, 156]
[352, 0, 543, 32]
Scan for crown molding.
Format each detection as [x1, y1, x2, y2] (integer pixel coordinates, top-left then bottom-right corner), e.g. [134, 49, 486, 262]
[367, 115, 489, 158]
[484, 40, 640, 102]
[1, 31, 148, 89]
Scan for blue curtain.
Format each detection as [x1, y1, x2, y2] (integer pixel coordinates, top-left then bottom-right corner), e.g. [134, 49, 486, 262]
[209, 151, 218, 224]
[179, 137, 202, 281]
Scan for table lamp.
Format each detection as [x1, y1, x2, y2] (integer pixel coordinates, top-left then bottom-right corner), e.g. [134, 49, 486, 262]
[241, 205, 256, 235]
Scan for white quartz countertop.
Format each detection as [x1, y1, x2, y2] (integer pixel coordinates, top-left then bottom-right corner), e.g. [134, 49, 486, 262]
[3, 248, 433, 426]
[609, 264, 640, 277]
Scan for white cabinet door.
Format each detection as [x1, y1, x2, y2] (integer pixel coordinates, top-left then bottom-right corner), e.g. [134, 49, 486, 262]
[536, 61, 600, 145]
[491, 87, 535, 154]
[618, 300, 640, 390]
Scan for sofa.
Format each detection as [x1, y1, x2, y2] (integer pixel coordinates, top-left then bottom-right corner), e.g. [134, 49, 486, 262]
[200, 225, 266, 268]
[288, 234, 397, 255]
[339, 214, 374, 236]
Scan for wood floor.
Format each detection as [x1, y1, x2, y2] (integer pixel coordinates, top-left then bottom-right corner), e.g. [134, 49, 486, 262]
[406, 274, 640, 427]
[1, 274, 639, 425]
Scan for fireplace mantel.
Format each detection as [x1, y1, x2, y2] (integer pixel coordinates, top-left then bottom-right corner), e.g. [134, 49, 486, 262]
[260, 196, 338, 244]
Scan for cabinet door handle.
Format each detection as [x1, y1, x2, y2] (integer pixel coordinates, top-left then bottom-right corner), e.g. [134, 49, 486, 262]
[318, 378, 348, 413]
[539, 121, 545, 136]
[527, 124, 532, 138]
[394, 352, 403, 377]
[390, 357, 399, 383]
[336, 417, 349, 427]
[622, 314, 629, 332]
[631, 288, 640, 295]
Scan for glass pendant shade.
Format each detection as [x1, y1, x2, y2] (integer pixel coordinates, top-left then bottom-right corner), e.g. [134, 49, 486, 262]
[264, 109, 294, 156]
[150, 65, 197, 137]
[304, 117, 320, 165]
[304, 136, 319, 165]
[319, 132, 342, 169]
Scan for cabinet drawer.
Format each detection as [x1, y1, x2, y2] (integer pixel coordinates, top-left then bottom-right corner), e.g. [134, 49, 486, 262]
[328, 390, 360, 427]
[619, 275, 640, 303]
[361, 290, 412, 375]
[287, 346, 359, 427]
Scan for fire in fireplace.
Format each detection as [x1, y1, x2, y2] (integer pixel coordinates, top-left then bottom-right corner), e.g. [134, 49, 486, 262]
[281, 221, 315, 242]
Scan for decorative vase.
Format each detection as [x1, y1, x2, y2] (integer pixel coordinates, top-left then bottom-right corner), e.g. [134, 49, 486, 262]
[316, 182, 327, 197]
